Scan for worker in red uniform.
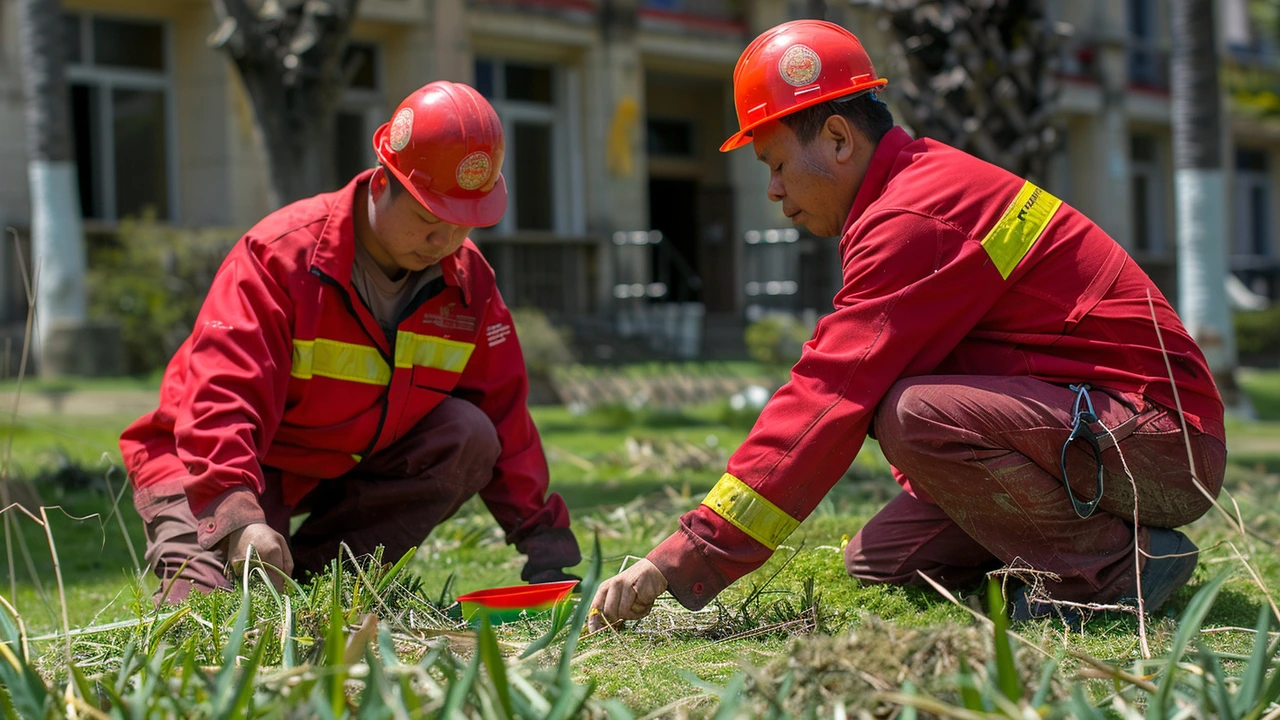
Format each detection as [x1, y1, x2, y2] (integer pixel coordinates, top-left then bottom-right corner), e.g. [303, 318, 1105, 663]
[122, 81, 581, 602]
[590, 20, 1226, 628]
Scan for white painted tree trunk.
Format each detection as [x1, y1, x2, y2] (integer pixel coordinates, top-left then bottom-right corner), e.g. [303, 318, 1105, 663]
[18, 0, 90, 375]
[1175, 169, 1236, 372]
[1171, 0, 1239, 406]
[28, 161, 87, 343]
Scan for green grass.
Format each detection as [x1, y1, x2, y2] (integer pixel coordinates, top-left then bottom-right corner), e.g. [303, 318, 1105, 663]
[2, 369, 1280, 714]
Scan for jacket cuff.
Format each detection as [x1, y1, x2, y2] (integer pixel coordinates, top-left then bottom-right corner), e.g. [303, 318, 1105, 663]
[194, 487, 267, 550]
[647, 526, 732, 611]
[516, 526, 582, 579]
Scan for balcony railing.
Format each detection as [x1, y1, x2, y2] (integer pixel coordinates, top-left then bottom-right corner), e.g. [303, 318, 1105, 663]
[639, 0, 745, 32]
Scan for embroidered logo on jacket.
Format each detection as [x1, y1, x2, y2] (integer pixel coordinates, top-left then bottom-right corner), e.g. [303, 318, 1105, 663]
[486, 322, 512, 347]
[421, 302, 478, 332]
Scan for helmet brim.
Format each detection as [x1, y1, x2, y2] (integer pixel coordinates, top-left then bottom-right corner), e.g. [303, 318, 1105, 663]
[719, 78, 888, 153]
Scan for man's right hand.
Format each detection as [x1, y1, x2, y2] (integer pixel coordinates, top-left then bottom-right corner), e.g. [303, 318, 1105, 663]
[588, 559, 668, 633]
[224, 523, 294, 592]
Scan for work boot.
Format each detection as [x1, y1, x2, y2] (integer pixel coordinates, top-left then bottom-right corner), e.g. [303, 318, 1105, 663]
[1009, 585, 1083, 627]
[1119, 527, 1199, 615]
[1010, 528, 1199, 625]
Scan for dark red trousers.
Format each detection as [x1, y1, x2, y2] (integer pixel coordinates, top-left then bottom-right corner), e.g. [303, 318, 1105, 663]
[137, 397, 501, 602]
[844, 376, 1226, 604]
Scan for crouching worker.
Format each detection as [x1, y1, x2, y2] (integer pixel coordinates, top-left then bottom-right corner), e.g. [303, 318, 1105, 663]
[590, 20, 1226, 630]
[122, 82, 580, 603]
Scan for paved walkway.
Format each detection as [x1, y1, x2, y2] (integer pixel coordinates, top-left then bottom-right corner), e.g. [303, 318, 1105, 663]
[0, 388, 158, 417]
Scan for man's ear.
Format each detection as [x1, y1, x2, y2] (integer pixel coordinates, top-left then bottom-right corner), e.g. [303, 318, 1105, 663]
[370, 167, 388, 202]
[824, 115, 857, 163]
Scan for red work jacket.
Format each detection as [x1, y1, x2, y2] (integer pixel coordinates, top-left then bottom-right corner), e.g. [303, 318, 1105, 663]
[120, 171, 569, 550]
[649, 127, 1224, 610]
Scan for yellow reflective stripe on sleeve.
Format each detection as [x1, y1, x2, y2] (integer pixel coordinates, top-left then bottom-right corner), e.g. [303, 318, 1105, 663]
[291, 339, 391, 385]
[701, 473, 800, 550]
[394, 331, 475, 373]
[980, 180, 1063, 280]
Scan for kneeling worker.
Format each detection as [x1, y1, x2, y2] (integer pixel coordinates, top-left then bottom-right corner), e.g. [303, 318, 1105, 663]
[591, 20, 1225, 629]
[123, 81, 581, 602]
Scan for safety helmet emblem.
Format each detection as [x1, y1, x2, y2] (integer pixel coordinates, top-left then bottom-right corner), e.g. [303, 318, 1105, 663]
[456, 151, 493, 191]
[389, 108, 414, 152]
[778, 44, 821, 87]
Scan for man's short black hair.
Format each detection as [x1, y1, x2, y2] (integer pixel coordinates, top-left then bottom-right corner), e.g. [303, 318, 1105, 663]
[778, 91, 894, 146]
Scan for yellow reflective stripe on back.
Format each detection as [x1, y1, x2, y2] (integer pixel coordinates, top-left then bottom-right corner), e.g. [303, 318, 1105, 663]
[980, 180, 1063, 279]
[394, 331, 475, 373]
[701, 473, 800, 550]
[291, 339, 390, 385]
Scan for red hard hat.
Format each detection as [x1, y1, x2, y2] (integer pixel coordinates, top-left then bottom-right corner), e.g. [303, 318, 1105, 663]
[721, 20, 888, 152]
[373, 81, 507, 227]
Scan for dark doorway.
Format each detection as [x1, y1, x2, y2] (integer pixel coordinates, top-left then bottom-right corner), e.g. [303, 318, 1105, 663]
[648, 178, 701, 303]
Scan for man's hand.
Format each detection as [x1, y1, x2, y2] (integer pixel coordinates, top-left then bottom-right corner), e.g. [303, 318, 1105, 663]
[224, 523, 294, 592]
[588, 559, 667, 632]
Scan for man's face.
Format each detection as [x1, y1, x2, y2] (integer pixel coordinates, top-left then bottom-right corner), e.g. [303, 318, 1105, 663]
[368, 180, 472, 273]
[753, 120, 857, 239]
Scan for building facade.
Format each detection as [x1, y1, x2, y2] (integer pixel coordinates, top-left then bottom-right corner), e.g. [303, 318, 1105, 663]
[0, 0, 1276, 364]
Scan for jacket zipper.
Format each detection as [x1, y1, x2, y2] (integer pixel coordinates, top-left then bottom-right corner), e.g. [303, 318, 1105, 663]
[311, 267, 392, 458]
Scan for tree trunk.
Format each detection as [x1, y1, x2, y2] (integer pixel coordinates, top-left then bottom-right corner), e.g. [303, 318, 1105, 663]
[209, 0, 361, 208]
[1171, 0, 1239, 402]
[17, 0, 89, 375]
[880, 0, 1065, 184]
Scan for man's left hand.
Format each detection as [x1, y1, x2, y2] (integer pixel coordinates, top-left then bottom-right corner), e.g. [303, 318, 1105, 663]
[588, 559, 667, 632]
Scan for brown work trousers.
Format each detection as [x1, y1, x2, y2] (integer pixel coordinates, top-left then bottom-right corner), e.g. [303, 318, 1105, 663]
[844, 375, 1227, 604]
[136, 397, 501, 603]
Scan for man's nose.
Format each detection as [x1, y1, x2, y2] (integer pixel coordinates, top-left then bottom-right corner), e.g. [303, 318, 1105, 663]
[426, 227, 459, 246]
[767, 176, 784, 202]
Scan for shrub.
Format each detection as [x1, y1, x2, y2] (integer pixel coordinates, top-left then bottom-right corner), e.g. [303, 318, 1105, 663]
[1235, 307, 1280, 366]
[87, 214, 242, 374]
[744, 312, 813, 367]
[510, 308, 575, 374]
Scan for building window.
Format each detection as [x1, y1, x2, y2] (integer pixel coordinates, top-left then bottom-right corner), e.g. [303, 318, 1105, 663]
[1127, 0, 1165, 88]
[1130, 133, 1166, 255]
[335, 42, 384, 186]
[1235, 148, 1272, 257]
[65, 13, 174, 221]
[474, 58, 581, 234]
[647, 119, 695, 158]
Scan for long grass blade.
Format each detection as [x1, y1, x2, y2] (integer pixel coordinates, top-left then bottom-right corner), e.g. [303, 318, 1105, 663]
[375, 546, 416, 595]
[1152, 569, 1230, 719]
[546, 535, 603, 720]
[518, 592, 574, 660]
[985, 577, 1020, 703]
[1236, 605, 1273, 715]
[440, 640, 482, 718]
[477, 613, 513, 718]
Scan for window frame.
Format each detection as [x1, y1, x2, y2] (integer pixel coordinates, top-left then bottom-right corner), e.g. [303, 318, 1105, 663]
[475, 57, 583, 236]
[1129, 131, 1167, 257]
[64, 11, 178, 223]
[337, 40, 386, 184]
[1234, 148, 1273, 259]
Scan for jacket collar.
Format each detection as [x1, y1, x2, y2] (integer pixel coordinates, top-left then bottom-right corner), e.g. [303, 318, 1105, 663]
[842, 125, 914, 235]
[310, 169, 372, 286]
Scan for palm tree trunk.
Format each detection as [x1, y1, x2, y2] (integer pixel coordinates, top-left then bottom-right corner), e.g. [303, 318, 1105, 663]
[18, 0, 88, 375]
[1171, 0, 1240, 404]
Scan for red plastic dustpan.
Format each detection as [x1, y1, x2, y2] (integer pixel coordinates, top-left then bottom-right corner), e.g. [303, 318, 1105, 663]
[456, 580, 578, 623]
